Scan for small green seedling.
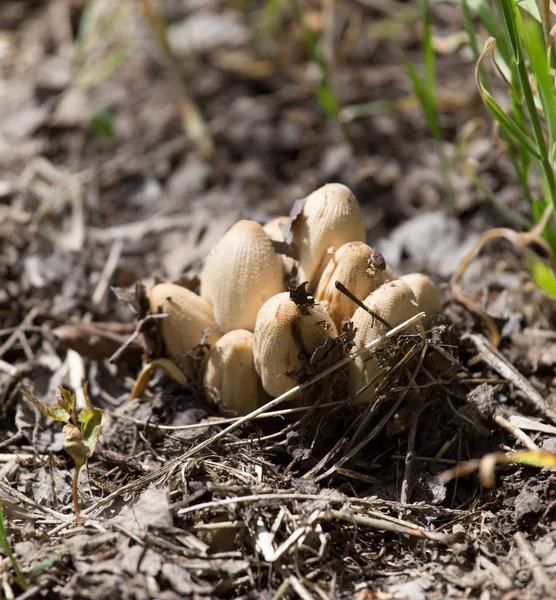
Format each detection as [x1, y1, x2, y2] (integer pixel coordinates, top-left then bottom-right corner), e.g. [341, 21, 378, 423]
[22, 383, 104, 523]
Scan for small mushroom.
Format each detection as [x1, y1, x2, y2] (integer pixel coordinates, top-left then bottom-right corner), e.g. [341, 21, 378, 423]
[291, 183, 366, 290]
[149, 282, 221, 372]
[203, 329, 266, 415]
[400, 273, 442, 330]
[201, 220, 285, 332]
[253, 292, 338, 397]
[314, 242, 394, 330]
[348, 279, 423, 403]
[263, 216, 298, 276]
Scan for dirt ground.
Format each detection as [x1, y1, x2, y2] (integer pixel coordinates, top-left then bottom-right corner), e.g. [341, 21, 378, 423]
[1, 1, 556, 598]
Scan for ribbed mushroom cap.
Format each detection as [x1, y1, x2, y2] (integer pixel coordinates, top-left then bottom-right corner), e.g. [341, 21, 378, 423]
[201, 220, 285, 333]
[315, 242, 393, 330]
[348, 279, 423, 403]
[291, 183, 366, 290]
[263, 216, 298, 276]
[400, 273, 442, 330]
[203, 329, 266, 416]
[148, 283, 221, 371]
[253, 292, 337, 397]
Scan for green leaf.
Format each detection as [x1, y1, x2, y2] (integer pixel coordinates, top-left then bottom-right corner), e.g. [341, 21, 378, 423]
[88, 107, 115, 140]
[62, 423, 88, 469]
[516, 0, 541, 21]
[526, 252, 556, 299]
[21, 390, 72, 424]
[78, 404, 104, 458]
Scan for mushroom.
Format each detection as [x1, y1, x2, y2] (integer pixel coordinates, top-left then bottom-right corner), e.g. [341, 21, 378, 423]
[348, 279, 423, 403]
[291, 183, 366, 290]
[253, 292, 338, 397]
[314, 242, 395, 330]
[203, 329, 266, 415]
[263, 216, 298, 276]
[148, 282, 221, 372]
[400, 273, 442, 330]
[201, 220, 285, 332]
[130, 283, 221, 400]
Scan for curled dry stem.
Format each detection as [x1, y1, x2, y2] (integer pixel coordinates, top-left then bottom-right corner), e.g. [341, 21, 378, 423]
[451, 204, 555, 364]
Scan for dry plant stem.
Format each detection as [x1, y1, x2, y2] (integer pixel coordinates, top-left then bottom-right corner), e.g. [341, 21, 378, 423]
[0, 480, 68, 523]
[79, 312, 424, 518]
[400, 401, 427, 504]
[451, 215, 556, 359]
[335, 281, 392, 329]
[324, 509, 461, 544]
[492, 411, 539, 451]
[111, 400, 347, 431]
[0, 359, 20, 379]
[478, 555, 513, 591]
[514, 532, 554, 595]
[314, 344, 427, 482]
[91, 240, 124, 305]
[136, 0, 213, 157]
[465, 333, 556, 425]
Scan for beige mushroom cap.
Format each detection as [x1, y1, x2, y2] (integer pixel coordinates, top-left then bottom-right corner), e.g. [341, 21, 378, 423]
[148, 283, 221, 371]
[203, 329, 266, 416]
[263, 216, 298, 276]
[253, 292, 337, 397]
[348, 279, 423, 403]
[400, 273, 442, 330]
[291, 183, 366, 290]
[315, 242, 394, 330]
[201, 220, 285, 333]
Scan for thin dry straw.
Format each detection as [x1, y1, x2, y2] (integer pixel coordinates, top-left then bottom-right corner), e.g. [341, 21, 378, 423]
[81, 311, 425, 516]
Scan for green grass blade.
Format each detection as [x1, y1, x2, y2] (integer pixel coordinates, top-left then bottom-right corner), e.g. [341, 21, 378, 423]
[522, 18, 556, 152]
[450, 0, 514, 73]
[482, 89, 542, 158]
[0, 506, 28, 590]
[422, 0, 436, 93]
[462, 0, 492, 91]
[526, 253, 556, 299]
[464, 159, 532, 228]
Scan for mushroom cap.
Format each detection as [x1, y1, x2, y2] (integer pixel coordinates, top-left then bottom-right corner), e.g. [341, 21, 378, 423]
[148, 283, 221, 370]
[315, 242, 392, 330]
[348, 279, 423, 403]
[200, 220, 286, 332]
[400, 273, 442, 330]
[263, 216, 298, 276]
[291, 183, 366, 290]
[253, 292, 337, 397]
[203, 329, 266, 416]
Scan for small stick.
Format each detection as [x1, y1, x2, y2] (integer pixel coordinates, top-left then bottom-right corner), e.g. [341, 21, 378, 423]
[514, 532, 554, 595]
[465, 333, 556, 425]
[0, 359, 20, 379]
[492, 410, 540, 451]
[325, 509, 462, 544]
[400, 404, 425, 504]
[91, 240, 124, 305]
[334, 281, 392, 329]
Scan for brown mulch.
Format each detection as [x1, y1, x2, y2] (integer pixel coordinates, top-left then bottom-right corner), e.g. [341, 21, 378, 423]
[1, 1, 555, 599]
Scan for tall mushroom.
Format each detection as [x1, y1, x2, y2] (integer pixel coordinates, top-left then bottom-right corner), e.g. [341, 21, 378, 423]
[201, 220, 286, 332]
[253, 291, 337, 397]
[315, 242, 394, 330]
[203, 329, 266, 415]
[291, 183, 366, 290]
[348, 279, 423, 403]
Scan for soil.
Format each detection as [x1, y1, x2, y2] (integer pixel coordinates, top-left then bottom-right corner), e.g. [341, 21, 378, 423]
[1, 1, 555, 599]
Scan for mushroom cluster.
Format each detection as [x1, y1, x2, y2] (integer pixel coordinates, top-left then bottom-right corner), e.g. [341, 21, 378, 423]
[133, 183, 442, 414]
